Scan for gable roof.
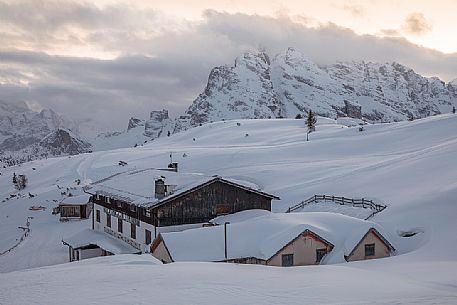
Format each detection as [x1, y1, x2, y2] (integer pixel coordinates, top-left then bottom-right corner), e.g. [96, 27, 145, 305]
[85, 168, 279, 208]
[347, 227, 396, 257]
[150, 177, 279, 210]
[153, 211, 393, 264]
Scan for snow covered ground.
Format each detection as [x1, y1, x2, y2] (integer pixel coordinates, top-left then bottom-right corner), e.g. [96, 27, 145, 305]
[1, 115, 457, 303]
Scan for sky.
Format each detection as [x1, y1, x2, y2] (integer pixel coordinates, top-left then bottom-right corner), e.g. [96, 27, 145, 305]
[1, 0, 457, 132]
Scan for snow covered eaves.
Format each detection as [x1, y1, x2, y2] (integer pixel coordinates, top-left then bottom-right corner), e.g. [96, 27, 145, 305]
[60, 194, 91, 206]
[157, 211, 393, 264]
[85, 168, 279, 208]
[62, 229, 139, 255]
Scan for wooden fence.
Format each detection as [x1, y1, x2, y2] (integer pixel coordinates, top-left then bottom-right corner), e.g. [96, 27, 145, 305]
[0, 218, 31, 256]
[286, 195, 386, 220]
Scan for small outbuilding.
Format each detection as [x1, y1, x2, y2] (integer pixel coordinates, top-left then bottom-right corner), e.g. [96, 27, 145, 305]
[59, 194, 92, 221]
[62, 228, 140, 262]
[151, 211, 395, 266]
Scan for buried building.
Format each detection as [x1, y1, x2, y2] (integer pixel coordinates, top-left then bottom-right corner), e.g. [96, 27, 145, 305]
[63, 168, 279, 261]
[151, 210, 395, 266]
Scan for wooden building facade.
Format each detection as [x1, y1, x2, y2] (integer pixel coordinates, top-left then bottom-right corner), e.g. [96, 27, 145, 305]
[88, 176, 279, 254]
[91, 177, 279, 228]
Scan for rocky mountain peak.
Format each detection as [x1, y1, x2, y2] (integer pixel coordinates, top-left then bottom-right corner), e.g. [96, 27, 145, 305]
[40, 128, 92, 155]
[127, 117, 145, 131]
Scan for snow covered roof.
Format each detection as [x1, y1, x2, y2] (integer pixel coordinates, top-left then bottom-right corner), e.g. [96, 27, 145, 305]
[154, 211, 394, 263]
[86, 168, 278, 208]
[60, 194, 91, 206]
[62, 229, 139, 254]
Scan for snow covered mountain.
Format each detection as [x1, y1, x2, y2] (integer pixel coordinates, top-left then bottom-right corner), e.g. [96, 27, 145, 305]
[0, 101, 90, 165]
[3, 49, 456, 163]
[175, 48, 457, 130]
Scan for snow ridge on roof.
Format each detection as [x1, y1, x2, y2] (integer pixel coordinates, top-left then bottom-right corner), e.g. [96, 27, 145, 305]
[159, 211, 393, 263]
[86, 168, 276, 208]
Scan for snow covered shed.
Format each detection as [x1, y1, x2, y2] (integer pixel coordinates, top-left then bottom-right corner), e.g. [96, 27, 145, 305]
[151, 211, 395, 266]
[59, 194, 92, 221]
[62, 229, 140, 262]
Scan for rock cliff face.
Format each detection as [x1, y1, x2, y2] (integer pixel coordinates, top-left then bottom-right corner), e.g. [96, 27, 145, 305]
[175, 48, 457, 130]
[39, 129, 92, 156]
[144, 110, 173, 138]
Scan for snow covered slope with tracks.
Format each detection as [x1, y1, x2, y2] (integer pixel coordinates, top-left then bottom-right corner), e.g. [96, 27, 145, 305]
[1, 114, 457, 304]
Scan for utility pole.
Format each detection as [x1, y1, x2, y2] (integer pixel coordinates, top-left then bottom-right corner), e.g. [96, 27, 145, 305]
[224, 222, 230, 260]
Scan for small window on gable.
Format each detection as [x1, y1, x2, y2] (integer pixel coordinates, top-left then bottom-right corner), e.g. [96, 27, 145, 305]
[281, 254, 294, 267]
[117, 201, 122, 208]
[106, 197, 110, 204]
[145, 210, 151, 218]
[96, 194, 100, 200]
[130, 205, 136, 212]
[316, 248, 327, 263]
[365, 243, 375, 256]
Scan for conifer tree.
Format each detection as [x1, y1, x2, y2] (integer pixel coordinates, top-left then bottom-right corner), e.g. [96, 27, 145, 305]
[306, 110, 317, 141]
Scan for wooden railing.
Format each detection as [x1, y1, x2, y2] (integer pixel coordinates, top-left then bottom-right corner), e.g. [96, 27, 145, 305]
[0, 218, 31, 256]
[286, 195, 386, 220]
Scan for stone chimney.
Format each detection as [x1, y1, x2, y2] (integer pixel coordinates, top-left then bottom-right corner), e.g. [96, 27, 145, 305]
[167, 162, 178, 172]
[155, 178, 166, 199]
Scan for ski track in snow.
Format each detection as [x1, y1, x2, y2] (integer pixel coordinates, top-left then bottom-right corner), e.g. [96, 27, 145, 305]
[1, 115, 457, 304]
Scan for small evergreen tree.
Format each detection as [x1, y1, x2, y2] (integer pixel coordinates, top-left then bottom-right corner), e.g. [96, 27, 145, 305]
[12, 173, 17, 185]
[14, 174, 27, 190]
[453, 106, 456, 114]
[306, 110, 317, 141]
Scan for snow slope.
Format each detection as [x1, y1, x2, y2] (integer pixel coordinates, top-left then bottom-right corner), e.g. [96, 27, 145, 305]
[1, 114, 457, 303]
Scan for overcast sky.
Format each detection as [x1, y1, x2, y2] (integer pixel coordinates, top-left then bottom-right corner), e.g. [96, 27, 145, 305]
[1, 0, 457, 132]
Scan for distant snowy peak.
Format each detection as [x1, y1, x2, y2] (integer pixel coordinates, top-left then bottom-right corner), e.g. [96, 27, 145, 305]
[40, 128, 92, 155]
[144, 110, 173, 138]
[183, 51, 281, 128]
[0, 101, 83, 165]
[127, 117, 145, 131]
[177, 48, 457, 130]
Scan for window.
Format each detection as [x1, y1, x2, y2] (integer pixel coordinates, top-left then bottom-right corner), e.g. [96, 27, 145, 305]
[145, 210, 151, 218]
[316, 249, 327, 263]
[106, 213, 111, 227]
[281, 254, 294, 267]
[130, 205, 136, 212]
[106, 197, 110, 204]
[145, 229, 151, 245]
[118, 218, 123, 233]
[131, 223, 136, 239]
[365, 243, 375, 256]
[96, 210, 100, 223]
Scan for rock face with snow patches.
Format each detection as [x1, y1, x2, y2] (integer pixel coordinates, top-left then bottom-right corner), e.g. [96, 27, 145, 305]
[144, 110, 173, 138]
[39, 129, 92, 156]
[177, 48, 457, 130]
[183, 52, 282, 128]
[0, 101, 85, 165]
